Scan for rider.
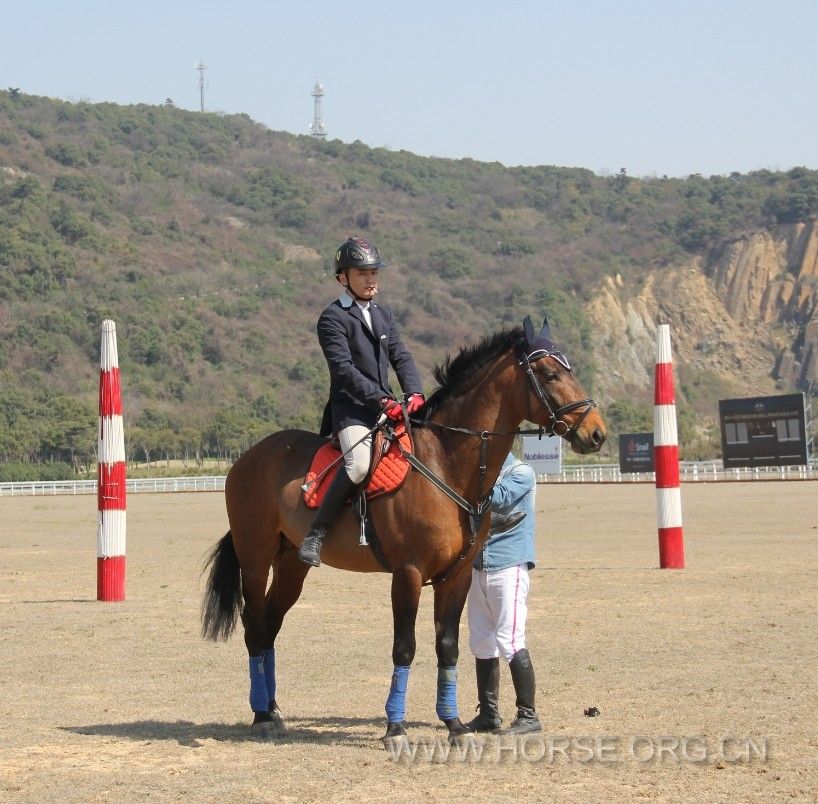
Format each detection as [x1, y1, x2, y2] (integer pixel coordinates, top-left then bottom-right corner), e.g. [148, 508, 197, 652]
[298, 236, 425, 567]
[465, 451, 543, 735]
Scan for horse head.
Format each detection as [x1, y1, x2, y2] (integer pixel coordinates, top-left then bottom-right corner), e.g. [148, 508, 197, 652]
[518, 316, 606, 454]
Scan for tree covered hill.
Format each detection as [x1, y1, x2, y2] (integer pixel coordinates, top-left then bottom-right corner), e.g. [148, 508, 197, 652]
[1, 90, 816, 473]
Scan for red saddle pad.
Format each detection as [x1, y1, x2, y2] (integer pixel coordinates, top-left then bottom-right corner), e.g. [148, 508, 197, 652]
[303, 426, 413, 509]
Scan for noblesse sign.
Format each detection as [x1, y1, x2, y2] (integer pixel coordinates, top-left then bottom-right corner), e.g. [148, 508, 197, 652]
[619, 433, 655, 473]
[522, 435, 562, 475]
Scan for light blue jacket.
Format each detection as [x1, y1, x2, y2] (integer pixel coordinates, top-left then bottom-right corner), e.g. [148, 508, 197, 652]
[473, 454, 537, 572]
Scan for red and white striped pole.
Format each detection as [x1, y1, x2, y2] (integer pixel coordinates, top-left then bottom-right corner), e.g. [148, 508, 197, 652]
[97, 319, 127, 601]
[654, 324, 685, 569]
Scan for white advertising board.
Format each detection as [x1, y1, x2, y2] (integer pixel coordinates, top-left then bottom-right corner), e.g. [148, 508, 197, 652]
[522, 434, 562, 475]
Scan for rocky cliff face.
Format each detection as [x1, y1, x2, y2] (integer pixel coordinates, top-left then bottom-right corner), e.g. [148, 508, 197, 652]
[585, 220, 818, 410]
[707, 221, 818, 392]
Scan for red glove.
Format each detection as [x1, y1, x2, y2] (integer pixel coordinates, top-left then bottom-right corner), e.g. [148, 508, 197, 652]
[405, 393, 425, 415]
[382, 398, 403, 420]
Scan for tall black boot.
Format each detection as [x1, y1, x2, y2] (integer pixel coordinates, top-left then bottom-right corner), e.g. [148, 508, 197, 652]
[464, 658, 502, 733]
[500, 649, 542, 735]
[298, 469, 357, 567]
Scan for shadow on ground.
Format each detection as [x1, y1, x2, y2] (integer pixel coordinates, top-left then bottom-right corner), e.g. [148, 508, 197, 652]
[60, 715, 430, 748]
[22, 599, 96, 604]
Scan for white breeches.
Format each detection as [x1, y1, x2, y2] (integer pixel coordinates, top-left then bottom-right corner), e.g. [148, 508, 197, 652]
[467, 564, 530, 662]
[338, 424, 373, 485]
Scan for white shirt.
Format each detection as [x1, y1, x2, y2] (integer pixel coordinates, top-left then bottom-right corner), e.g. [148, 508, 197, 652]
[339, 291, 373, 331]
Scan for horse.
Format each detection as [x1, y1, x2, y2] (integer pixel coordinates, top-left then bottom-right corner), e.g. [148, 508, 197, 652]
[201, 316, 606, 748]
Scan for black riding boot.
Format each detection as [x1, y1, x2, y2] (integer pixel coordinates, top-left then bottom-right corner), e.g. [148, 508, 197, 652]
[298, 469, 357, 567]
[500, 649, 542, 735]
[465, 657, 502, 733]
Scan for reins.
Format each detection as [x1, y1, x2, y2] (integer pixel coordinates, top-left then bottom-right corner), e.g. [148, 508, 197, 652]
[396, 419, 546, 586]
[397, 428, 494, 536]
[386, 341, 598, 586]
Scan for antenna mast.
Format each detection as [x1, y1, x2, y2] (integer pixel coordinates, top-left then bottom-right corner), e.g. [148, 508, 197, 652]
[194, 62, 207, 112]
[310, 81, 326, 139]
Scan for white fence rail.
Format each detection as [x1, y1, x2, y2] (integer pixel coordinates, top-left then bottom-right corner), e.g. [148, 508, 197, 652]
[539, 461, 817, 483]
[0, 476, 226, 497]
[1, 462, 816, 497]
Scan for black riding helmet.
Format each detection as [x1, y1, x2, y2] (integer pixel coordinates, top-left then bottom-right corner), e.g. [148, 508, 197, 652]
[334, 236, 385, 275]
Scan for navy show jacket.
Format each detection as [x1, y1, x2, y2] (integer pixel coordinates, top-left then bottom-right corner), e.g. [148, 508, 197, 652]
[317, 295, 423, 431]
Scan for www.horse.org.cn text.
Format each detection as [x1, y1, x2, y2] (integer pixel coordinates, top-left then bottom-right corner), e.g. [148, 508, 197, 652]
[386, 734, 771, 764]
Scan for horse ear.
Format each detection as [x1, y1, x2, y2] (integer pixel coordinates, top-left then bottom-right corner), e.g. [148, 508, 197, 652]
[540, 316, 551, 339]
[523, 316, 536, 346]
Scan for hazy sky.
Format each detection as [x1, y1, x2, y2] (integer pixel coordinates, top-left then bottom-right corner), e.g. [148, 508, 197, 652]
[3, 0, 816, 177]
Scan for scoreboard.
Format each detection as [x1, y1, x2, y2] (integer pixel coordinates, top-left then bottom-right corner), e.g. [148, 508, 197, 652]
[718, 393, 807, 468]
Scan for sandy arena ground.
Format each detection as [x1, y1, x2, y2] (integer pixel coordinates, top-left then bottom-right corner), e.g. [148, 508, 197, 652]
[0, 481, 816, 803]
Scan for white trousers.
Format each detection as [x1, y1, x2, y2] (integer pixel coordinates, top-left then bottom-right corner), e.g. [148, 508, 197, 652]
[467, 564, 529, 662]
[338, 424, 373, 485]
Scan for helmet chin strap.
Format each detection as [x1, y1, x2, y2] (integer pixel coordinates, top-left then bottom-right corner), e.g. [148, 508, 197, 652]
[339, 271, 376, 303]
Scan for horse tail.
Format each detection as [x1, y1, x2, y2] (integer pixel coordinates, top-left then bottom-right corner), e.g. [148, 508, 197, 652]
[201, 531, 242, 642]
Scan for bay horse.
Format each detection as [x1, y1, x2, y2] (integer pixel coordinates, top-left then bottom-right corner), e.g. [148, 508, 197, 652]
[201, 316, 606, 747]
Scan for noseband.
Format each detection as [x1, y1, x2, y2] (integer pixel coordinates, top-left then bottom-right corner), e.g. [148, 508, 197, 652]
[516, 343, 596, 440]
[399, 340, 598, 585]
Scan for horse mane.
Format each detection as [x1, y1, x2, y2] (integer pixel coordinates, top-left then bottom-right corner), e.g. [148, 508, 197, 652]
[420, 326, 523, 419]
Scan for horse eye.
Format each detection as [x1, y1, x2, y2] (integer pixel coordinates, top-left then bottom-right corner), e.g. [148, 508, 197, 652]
[543, 370, 559, 383]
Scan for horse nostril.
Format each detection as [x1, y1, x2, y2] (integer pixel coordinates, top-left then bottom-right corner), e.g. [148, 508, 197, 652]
[592, 428, 604, 446]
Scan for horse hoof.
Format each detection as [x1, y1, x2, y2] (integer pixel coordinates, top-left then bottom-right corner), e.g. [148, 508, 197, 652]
[448, 731, 476, 749]
[382, 734, 410, 757]
[382, 721, 407, 739]
[382, 722, 409, 755]
[270, 711, 287, 736]
[251, 718, 285, 740]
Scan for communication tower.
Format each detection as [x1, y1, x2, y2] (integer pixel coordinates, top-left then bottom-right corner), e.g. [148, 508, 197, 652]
[194, 62, 207, 112]
[310, 81, 326, 139]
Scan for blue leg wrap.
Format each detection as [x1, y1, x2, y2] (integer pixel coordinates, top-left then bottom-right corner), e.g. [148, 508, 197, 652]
[385, 665, 411, 724]
[248, 656, 268, 712]
[436, 665, 459, 721]
[262, 648, 276, 702]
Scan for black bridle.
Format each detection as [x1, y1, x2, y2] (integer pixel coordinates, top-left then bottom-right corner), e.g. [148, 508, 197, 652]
[515, 342, 597, 441]
[387, 340, 598, 583]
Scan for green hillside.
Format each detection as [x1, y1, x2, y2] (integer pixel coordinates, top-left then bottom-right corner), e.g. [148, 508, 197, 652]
[1, 90, 817, 476]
